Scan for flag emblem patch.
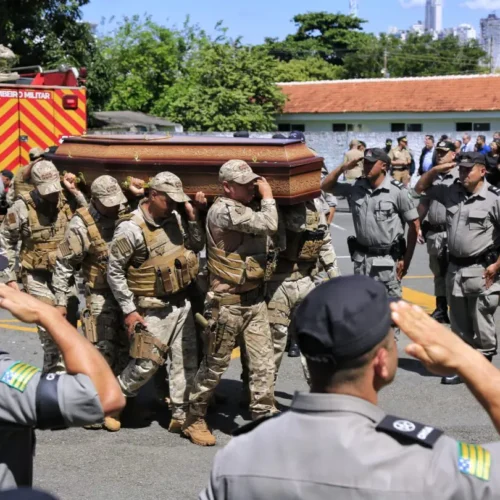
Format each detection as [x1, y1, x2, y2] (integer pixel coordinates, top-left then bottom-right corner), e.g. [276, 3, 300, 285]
[457, 442, 491, 481]
[0, 362, 39, 392]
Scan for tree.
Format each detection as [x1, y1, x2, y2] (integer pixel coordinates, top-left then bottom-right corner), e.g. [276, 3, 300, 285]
[156, 40, 285, 131]
[275, 57, 344, 82]
[100, 16, 186, 113]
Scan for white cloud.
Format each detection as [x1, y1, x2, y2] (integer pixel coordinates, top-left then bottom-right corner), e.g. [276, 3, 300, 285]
[461, 0, 500, 8]
[399, 0, 426, 8]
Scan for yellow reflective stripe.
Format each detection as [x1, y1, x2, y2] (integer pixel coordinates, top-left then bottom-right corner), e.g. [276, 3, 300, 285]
[461, 442, 469, 460]
[14, 366, 38, 390]
[468, 444, 477, 476]
[476, 445, 484, 479]
[10, 363, 36, 390]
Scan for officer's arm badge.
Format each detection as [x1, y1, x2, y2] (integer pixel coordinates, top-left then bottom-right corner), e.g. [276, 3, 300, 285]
[457, 442, 491, 481]
[1, 361, 39, 392]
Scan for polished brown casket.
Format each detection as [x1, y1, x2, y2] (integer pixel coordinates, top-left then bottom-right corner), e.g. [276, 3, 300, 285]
[46, 135, 323, 205]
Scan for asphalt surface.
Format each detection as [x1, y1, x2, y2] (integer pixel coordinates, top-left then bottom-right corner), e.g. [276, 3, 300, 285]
[1, 210, 498, 499]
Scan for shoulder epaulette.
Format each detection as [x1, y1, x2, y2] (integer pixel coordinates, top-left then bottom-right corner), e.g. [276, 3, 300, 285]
[391, 180, 404, 189]
[376, 415, 444, 449]
[232, 413, 281, 437]
[488, 185, 500, 196]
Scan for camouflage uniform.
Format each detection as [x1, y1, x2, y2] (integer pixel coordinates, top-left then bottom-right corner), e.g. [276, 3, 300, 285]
[0, 161, 87, 372]
[187, 160, 278, 424]
[107, 172, 204, 422]
[6, 148, 43, 208]
[53, 176, 129, 375]
[268, 198, 340, 377]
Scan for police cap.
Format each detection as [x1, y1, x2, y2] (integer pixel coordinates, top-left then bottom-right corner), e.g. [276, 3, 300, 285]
[294, 275, 395, 364]
[435, 140, 455, 152]
[364, 148, 391, 165]
[397, 135, 408, 143]
[289, 131, 306, 142]
[457, 152, 487, 168]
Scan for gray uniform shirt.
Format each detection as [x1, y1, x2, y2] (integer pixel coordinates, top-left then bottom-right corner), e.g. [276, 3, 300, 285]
[331, 175, 418, 247]
[425, 180, 500, 258]
[200, 392, 500, 500]
[420, 168, 459, 226]
[0, 352, 104, 489]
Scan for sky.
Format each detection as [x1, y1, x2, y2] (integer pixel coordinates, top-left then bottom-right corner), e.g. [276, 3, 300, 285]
[81, 0, 500, 43]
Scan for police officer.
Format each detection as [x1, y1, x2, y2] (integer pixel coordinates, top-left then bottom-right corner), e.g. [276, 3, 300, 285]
[52, 176, 128, 431]
[417, 140, 458, 323]
[0, 277, 124, 490]
[0, 161, 87, 373]
[200, 275, 500, 499]
[107, 172, 205, 431]
[415, 152, 500, 384]
[389, 136, 412, 185]
[182, 160, 277, 447]
[342, 140, 364, 182]
[322, 148, 420, 301]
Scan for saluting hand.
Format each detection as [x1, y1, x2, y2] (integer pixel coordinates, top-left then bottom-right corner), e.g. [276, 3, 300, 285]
[435, 162, 456, 174]
[193, 191, 208, 212]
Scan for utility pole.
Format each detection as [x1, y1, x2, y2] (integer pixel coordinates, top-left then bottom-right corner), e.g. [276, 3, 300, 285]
[382, 49, 389, 78]
[490, 36, 494, 74]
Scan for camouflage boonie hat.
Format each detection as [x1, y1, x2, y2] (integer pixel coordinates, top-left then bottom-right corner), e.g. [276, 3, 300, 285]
[29, 147, 45, 161]
[31, 161, 62, 196]
[219, 159, 260, 185]
[149, 172, 189, 203]
[91, 175, 127, 207]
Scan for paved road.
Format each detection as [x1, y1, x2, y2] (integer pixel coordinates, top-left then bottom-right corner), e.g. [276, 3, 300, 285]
[1, 212, 498, 500]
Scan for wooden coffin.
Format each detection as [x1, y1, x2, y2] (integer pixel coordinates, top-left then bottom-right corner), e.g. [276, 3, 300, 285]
[46, 135, 323, 205]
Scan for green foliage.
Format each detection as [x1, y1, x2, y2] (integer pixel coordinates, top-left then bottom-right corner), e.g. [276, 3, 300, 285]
[275, 57, 344, 82]
[156, 41, 285, 131]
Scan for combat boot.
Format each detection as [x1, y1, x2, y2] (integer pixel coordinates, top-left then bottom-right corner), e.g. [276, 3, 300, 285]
[182, 415, 216, 446]
[168, 418, 184, 434]
[430, 296, 450, 324]
[103, 412, 121, 432]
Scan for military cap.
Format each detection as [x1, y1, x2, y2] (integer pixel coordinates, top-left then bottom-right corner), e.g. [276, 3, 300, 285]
[149, 172, 190, 202]
[219, 159, 260, 185]
[289, 131, 306, 142]
[385, 138, 393, 145]
[436, 140, 455, 152]
[397, 136, 408, 143]
[1, 170, 13, 180]
[364, 148, 391, 165]
[294, 275, 396, 364]
[457, 152, 487, 168]
[28, 147, 44, 161]
[91, 175, 127, 207]
[233, 131, 250, 138]
[31, 161, 62, 196]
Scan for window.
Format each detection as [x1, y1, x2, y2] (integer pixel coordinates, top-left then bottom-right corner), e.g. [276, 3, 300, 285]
[347, 124, 354, 131]
[332, 124, 347, 132]
[474, 123, 490, 132]
[278, 123, 305, 132]
[456, 123, 473, 132]
[391, 123, 405, 132]
[407, 124, 422, 132]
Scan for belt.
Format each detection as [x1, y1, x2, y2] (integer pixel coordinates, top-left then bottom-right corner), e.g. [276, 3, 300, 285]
[449, 254, 485, 267]
[392, 166, 409, 171]
[356, 242, 393, 257]
[428, 223, 446, 233]
[161, 289, 189, 305]
[214, 286, 263, 307]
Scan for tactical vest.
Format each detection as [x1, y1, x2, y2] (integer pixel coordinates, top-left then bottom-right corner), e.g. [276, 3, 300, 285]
[280, 207, 324, 263]
[74, 207, 111, 290]
[19, 192, 74, 272]
[125, 214, 199, 297]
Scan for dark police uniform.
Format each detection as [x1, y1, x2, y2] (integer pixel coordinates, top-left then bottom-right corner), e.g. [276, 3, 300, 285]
[0, 352, 104, 489]
[200, 275, 500, 500]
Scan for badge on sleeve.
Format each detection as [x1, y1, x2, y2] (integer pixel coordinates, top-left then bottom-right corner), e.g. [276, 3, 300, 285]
[457, 442, 491, 481]
[1, 361, 39, 392]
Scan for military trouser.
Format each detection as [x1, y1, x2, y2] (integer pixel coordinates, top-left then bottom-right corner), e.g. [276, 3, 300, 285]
[82, 289, 129, 376]
[446, 263, 499, 356]
[392, 169, 410, 186]
[352, 252, 402, 298]
[189, 293, 275, 420]
[22, 270, 79, 373]
[426, 231, 448, 298]
[266, 276, 316, 378]
[118, 298, 198, 421]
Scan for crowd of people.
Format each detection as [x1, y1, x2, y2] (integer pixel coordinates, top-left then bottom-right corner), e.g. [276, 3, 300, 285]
[2, 131, 500, 498]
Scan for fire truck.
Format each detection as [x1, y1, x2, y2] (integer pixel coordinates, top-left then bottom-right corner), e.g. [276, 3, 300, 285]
[0, 65, 87, 173]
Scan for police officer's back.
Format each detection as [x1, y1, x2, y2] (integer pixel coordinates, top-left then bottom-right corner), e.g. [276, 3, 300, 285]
[200, 275, 500, 499]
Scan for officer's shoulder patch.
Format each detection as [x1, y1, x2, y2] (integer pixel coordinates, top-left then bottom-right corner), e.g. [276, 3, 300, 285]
[391, 180, 404, 189]
[228, 203, 252, 226]
[376, 415, 443, 448]
[232, 413, 281, 437]
[112, 235, 133, 257]
[488, 185, 500, 196]
[0, 361, 39, 392]
[7, 212, 16, 225]
[457, 441, 491, 481]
